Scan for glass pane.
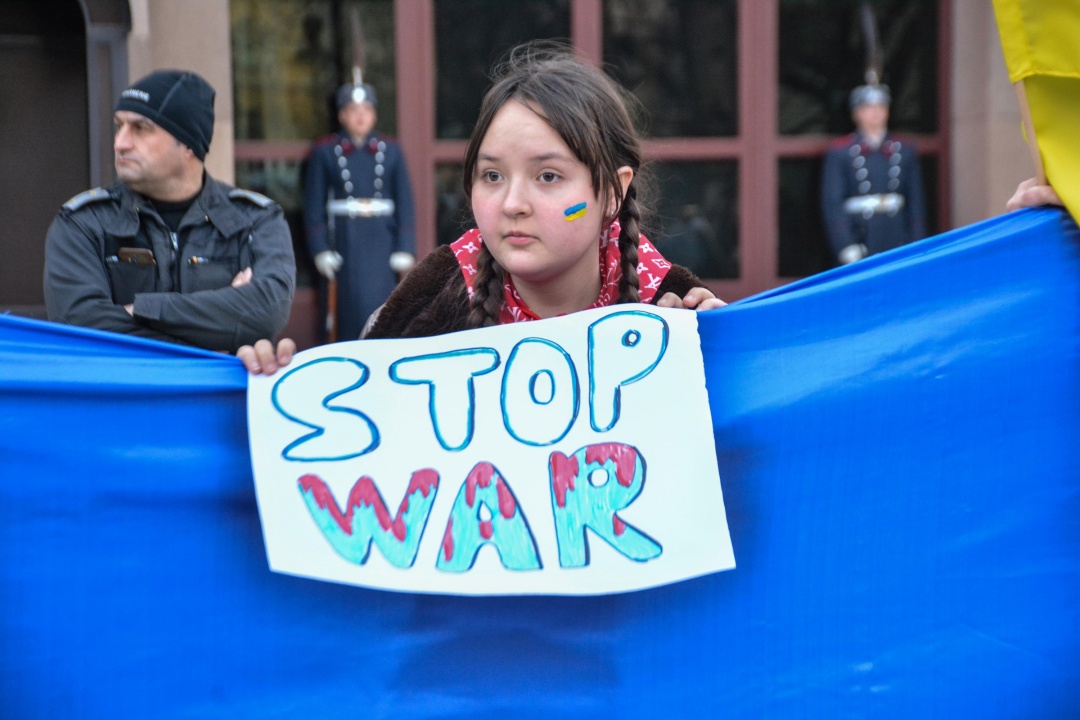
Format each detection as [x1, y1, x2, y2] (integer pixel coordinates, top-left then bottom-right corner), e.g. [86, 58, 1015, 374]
[232, 0, 396, 142]
[603, 0, 737, 137]
[235, 159, 316, 287]
[919, 154, 939, 237]
[778, 158, 833, 277]
[435, 0, 570, 140]
[436, 163, 471, 246]
[778, 0, 938, 135]
[650, 161, 739, 280]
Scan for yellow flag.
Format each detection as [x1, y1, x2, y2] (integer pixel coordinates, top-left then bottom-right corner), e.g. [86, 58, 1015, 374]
[993, 0, 1080, 217]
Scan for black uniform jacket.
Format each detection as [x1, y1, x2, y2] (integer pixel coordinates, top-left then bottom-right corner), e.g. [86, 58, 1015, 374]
[44, 176, 295, 353]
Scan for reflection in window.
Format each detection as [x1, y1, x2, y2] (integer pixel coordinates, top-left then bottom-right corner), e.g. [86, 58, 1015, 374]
[917, 154, 938, 237]
[778, 158, 832, 278]
[603, 0, 737, 138]
[778, 0, 938, 136]
[649, 162, 739, 280]
[232, 0, 396, 142]
[435, 0, 570, 140]
[235, 160, 315, 287]
[435, 163, 471, 246]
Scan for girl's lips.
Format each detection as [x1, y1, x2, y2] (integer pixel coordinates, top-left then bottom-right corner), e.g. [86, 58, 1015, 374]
[503, 232, 536, 246]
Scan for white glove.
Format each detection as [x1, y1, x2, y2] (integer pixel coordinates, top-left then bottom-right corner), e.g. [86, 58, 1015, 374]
[389, 251, 415, 273]
[314, 250, 343, 280]
[837, 243, 868, 265]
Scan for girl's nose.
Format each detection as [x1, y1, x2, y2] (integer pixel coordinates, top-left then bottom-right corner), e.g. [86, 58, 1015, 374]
[501, 178, 530, 216]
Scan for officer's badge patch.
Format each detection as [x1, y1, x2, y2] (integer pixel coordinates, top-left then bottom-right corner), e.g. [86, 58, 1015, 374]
[229, 188, 275, 208]
[62, 188, 110, 212]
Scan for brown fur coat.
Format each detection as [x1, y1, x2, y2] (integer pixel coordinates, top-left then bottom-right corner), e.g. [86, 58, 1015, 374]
[364, 245, 706, 339]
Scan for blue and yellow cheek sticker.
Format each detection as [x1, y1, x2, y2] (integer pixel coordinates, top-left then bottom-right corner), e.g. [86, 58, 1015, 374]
[564, 202, 587, 222]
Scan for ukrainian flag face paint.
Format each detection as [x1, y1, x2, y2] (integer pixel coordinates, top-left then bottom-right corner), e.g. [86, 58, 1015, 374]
[564, 202, 587, 222]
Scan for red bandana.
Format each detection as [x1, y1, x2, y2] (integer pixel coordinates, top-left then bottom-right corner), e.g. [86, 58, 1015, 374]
[449, 220, 673, 324]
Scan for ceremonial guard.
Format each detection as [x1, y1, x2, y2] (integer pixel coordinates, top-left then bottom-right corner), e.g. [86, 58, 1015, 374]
[820, 5, 926, 265]
[820, 84, 926, 264]
[303, 75, 416, 342]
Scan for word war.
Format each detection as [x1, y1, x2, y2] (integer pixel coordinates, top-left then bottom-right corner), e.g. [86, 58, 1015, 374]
[299, 443, 660, 573]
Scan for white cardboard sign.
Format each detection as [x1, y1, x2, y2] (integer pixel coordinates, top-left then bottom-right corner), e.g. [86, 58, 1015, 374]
[248, 305, 734, 595]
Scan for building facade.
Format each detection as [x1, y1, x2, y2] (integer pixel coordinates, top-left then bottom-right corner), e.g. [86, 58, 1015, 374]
[0, 0, 1031, 344]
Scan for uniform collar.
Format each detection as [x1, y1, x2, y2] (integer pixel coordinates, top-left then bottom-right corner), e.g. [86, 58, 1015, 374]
[195, 174, 250, 236]
[339, 131, 379, 153]
[854, 131, 896, 154]
[114, 173, 248, 236]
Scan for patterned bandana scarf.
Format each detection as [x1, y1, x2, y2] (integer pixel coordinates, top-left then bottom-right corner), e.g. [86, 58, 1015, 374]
[449, 220, 673, 324]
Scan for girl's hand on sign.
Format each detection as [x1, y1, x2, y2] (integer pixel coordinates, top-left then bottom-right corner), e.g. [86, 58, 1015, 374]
[655, 286, 726, 312]
[238, 338, 296, 376]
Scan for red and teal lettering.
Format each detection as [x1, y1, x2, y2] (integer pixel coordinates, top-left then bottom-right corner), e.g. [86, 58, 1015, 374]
[299, 470, 439, 568]
[548, 443, 661, 567]
[436, 462, 542, 573]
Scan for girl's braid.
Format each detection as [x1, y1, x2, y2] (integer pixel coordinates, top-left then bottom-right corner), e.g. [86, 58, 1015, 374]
[466, 243, 507, 328]
[616, 184, 643, 304]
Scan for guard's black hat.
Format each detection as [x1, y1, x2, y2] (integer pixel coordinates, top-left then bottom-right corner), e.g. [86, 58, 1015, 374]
[849, 84, 891, 110]
[115, 70, 216, 161]
[336, 82, 378, 111]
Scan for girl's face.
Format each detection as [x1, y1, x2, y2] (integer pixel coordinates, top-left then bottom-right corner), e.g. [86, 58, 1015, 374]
[471, 100, 625, 301]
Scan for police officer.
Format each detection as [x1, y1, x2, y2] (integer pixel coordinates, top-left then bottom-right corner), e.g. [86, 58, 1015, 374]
[820, 83, 927, 264]
[303, 78, 416, 342]
[44, 70, 295, 353]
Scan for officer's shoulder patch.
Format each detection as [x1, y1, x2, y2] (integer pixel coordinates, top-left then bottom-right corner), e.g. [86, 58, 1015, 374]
[229, 188, 275, 208]
[62, 187, 111, 212]
[828, 134, 857, 151]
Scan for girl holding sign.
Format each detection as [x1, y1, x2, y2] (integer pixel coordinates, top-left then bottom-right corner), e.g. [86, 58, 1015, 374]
[239, 42, 723, 374]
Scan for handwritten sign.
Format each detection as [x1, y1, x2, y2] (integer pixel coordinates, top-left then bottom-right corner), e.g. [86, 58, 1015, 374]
[248, 305, 734, 595]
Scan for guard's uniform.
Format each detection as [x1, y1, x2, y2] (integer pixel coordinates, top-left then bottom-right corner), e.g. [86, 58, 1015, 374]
[44, 176, 296, 353]
[303, 131, 416, 341]
[820, 132, 927, 261]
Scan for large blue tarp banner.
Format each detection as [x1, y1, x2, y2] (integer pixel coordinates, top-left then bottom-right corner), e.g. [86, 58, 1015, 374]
[2, 208, 1078, 718]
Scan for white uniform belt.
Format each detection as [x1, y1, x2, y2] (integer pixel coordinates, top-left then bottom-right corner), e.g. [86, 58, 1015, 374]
[327, 197, 396, 218]
[843, 193, 904, 216]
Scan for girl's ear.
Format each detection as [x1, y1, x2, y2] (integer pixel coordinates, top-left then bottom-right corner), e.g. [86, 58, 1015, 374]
[608, 165, 635, 218]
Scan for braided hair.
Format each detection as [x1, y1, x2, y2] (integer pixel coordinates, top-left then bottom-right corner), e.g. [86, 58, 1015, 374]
[461, 41, 649, 328]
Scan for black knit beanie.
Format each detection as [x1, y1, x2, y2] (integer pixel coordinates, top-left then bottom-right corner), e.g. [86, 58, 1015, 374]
[115, 70, 215, 161]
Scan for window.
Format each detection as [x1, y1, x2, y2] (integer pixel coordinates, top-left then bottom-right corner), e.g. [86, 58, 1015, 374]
[233, 0, 947, 307]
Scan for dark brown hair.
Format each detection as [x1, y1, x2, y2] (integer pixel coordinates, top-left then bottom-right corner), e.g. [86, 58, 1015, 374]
[462, 41, 648, 328]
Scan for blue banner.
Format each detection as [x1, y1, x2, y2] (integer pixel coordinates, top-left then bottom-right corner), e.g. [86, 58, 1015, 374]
[2, 208, 1078, 718]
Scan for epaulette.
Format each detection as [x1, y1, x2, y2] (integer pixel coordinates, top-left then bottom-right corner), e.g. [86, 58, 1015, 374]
[62, 187, 111, 212]
[228, 188, 275, 208]
[828, 134, 858, 150]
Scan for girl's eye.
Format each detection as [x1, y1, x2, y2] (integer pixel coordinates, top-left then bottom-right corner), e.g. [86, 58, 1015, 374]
[481, 170, 501, 183]
[538, 172, 560, 183]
